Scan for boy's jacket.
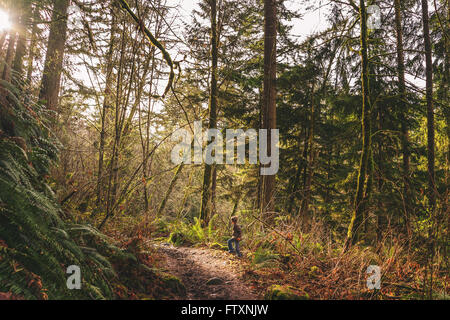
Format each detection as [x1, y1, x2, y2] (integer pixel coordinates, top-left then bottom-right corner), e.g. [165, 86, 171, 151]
[233, 223, 242, 239]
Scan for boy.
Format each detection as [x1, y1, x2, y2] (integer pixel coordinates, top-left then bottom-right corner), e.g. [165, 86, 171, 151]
[227, 216, 242, 257]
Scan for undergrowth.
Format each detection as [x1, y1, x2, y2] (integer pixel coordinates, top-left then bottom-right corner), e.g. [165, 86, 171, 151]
[145, 208, 448, 300]
[0, 76, 181, 300]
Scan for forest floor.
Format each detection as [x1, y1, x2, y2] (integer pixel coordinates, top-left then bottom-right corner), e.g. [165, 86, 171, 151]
[152, 242, 261, 300]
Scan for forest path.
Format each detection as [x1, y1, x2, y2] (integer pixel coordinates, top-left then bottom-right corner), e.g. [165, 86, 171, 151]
[153, 243, 261, 300]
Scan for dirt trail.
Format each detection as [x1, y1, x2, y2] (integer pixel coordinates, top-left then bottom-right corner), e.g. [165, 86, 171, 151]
[154, 243, 261, 300]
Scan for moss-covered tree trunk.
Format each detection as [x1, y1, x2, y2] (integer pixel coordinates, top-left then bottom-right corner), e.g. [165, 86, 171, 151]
[444, 3, 449, 237]
[421, 0, 435, 209]
[1, 33, 17, 82]
[421, 0, 437, 299]
[12, 0, 32, 78]
[261, 0, 277, 216]
[178, 171, 193, 218]
[285, 127, 306, 214]
[157, 164, 184, 218]
[26, 4, 40, 85]
[344, 0, 371, 250]
[300, 84, 315, 229]
[39, 0, 70, 112]
[231, 190, 242, 216]
[96, 7, 116, 210]
[394, 0, 412, 237]
[0, 31, 6, 54]
[200, 0, 218, 224]
[103, 26, 127, 227]
[211, 165, 217, 217]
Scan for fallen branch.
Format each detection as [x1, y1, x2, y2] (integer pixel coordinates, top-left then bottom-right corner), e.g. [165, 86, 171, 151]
[384, 282, 422, 292]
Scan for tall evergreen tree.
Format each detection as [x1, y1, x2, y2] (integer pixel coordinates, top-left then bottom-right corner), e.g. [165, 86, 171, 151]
[261, 0, 277, 216]
[200, 0, 218, 224]
[345, 0, 371, 250]
[39, 0, 70, 112]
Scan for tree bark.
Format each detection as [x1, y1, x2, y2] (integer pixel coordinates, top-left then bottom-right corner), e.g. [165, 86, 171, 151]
[286, 127, 306, 214]
[345, 0, 371, 250]
[0, 31, 6, 54]
[95, 7, 116, 211]
[39, 0, 70, 112]
[445, 2, 449, 259]
[106, 26, 127, 218]
[261, 0, 277, 217]
[421, 0, 437, 299]
[26, 4, 40, 85]
[394, 0, 412, 237]
[421, 0, 435, 209]
[200, 0, 218, 224]
[1, 32, 17, 82]
[211, 165, 217, 217]
[300, 84, 316, 229]
[12, 0, 32, 78]
[157, 164, 184, 218]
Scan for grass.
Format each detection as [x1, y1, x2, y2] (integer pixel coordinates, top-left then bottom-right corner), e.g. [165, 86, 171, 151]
[95, 208, 448, 300]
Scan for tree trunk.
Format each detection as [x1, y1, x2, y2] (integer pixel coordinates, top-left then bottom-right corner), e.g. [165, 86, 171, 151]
[376, 95, 386, 244]
[300, 84, 316, 229]
[140, 14, 162, 212]
[157, 164, 184, 218]
[421, 0, 436, 299]
[445, 2, 449, 259]
[421, 0, 435, 209]
[261, 0, 277, 216]
[26, 5, 40, 85]
[345, 0, 371, 250]
[95, 7, 116, 211]
[1, 32, 17, 82]
[0, 31, 6, 54]
[211, 165, 217, 217]
[178, 170, 193, 218]
[200, 0, 218, 224]
[106, 27, 127, 218]
[394, 0, 412, 238]
[142, 59, 155, 212]
[39, 0, 70, 112]
[231, 190, 241, 216]
[12, 0, 32, 78]
[286, 127, 305, 214]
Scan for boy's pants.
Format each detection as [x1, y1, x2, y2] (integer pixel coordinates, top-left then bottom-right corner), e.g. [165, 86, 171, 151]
[227, 238, 242, 257]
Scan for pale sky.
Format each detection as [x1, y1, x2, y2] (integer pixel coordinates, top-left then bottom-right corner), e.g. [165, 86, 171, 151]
[168, 0, 330, 41]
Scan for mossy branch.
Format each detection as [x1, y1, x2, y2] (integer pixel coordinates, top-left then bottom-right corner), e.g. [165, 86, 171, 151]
[115, 0, 175, 98]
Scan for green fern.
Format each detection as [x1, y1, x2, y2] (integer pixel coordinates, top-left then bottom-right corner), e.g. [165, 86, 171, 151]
[0, 75, 116, 299]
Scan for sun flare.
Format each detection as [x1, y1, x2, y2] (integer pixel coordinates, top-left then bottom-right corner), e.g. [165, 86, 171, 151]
[0, 9, 12, 31]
